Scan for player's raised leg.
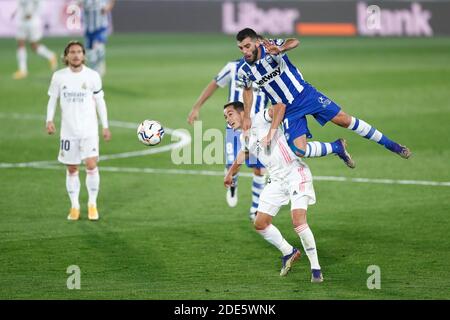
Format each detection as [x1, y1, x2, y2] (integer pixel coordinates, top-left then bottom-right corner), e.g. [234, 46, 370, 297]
[31, 41, 57, 71]
[291, 208, 323, 283]
[286, 116, 355, 168]
[13, 40, 28, 80]
[254, 211, 300, 276]
[331, 110, 411, 159]
[66, 165, 81, 221]
[85, 157, 100, 221]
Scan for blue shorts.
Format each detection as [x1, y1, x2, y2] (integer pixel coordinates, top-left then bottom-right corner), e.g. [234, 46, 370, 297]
[85, 27, 108, 49]
[283, 116, 312, 148]
[225, 127, 264, 169]
[283, 85, 341, 143]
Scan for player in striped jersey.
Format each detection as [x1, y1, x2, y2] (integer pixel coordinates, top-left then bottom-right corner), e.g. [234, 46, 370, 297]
[187, 60, 269, 221]
[11, 0, 57, 79]
[76, 0, 115, 76]
[235, 28, 411, 163]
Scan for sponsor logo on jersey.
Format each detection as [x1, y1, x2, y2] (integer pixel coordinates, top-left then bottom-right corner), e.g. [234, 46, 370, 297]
[255, 67, 281, 86]
[82, 82, 87, 90]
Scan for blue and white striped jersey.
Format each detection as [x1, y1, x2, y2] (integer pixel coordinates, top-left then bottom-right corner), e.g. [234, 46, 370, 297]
[215, 60, 268, 118]
[237, 39, 311, 107]
[80, 0, 111, 33]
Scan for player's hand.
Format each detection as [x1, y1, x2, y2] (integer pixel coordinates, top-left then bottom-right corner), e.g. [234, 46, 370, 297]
[46, 121, 56, 135]
[262, 39, 282, 55]
[187, 109, 199, 125]
[224, 174, 233, 188]
[103, 128, 112, 141]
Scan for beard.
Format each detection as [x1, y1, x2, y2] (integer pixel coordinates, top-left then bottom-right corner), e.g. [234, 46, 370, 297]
[245, 47, 259, 64]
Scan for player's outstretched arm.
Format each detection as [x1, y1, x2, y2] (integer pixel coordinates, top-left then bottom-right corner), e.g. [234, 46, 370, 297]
[187, 80, 219, 125]
[102, 0, 116, 14]
[224, 150, 246, 187]
[46, 95, 58, 135]
[262, 38, 299, 55]
[242, 87, 253, 131]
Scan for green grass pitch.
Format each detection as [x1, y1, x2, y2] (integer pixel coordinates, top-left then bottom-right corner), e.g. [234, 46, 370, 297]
[0, 34, 449, 299]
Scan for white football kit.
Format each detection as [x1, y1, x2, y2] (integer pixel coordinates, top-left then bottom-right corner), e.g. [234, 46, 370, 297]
[47, 65, 108, 164]
[15, 0, 43, 42]
[241, 110, 316, 216]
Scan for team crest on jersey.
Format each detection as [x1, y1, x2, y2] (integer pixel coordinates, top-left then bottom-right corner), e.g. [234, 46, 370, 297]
[82, 82, 87, 90]
[265, 55, 274, 64]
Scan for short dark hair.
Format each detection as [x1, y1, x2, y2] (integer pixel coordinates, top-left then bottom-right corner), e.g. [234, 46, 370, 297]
[224, 101, 244, 112]
[236, 28, 258, 42]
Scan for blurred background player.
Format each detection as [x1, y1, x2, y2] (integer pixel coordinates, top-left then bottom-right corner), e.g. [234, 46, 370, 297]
[76, 0, 115, 76]
[236, 28, 411, 161]
[224, 102, 323, 283]
[11, 0, 57, 79]
[46, 41, 111, 221]
[187, 58, 268, 221]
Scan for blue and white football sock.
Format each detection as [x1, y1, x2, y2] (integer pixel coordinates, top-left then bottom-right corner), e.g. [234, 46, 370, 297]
[304, 141, 336, 157]
[86, 167, 100, 207]
[295, 224, 321, 270]
[347, 116, 402, 153]
[250, 174, 265, 214]
[66, 170, 80, 209]
[257, 224, 293, 256]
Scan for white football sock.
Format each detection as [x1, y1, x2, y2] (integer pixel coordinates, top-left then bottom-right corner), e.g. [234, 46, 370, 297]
[66, 170, 80, 209]
[86, 167, 100, 206]
[36, 44, 54, 60]
[17, 47, 27, 73]
[257, 224, 293, 256]
[295, 224, 321, 270]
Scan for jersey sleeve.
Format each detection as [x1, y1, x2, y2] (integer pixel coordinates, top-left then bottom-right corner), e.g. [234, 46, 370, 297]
[92, 71, 104, 98]
[214, 63, 233, 88]
[237, 66, 252, 89]
[47, 73, 60, 98]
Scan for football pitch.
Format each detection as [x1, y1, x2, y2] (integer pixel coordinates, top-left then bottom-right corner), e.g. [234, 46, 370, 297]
[0, 34, 449, 299]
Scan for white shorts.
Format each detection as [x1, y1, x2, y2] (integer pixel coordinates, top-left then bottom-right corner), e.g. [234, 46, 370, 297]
[257, 165, 316, 216]
[16, 18, 43, 42]
[57, 136, 99, 165]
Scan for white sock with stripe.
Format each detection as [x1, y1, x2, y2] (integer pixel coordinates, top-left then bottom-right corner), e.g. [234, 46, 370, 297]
[250, 174, 265, 214]
[66, 170, 80, 209]
[295, 224, 321, 270]
[347, 116, 400, 152]
[257, 224, 293, 256]
[86, 167, 100, 207]
[304, 142, 333, 157]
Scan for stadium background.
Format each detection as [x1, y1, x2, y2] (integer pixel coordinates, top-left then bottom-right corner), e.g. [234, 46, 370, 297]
[0, 0, 449, 299]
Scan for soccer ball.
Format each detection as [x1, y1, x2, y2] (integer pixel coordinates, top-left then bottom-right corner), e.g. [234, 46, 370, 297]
[137, 120, 165, 146]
